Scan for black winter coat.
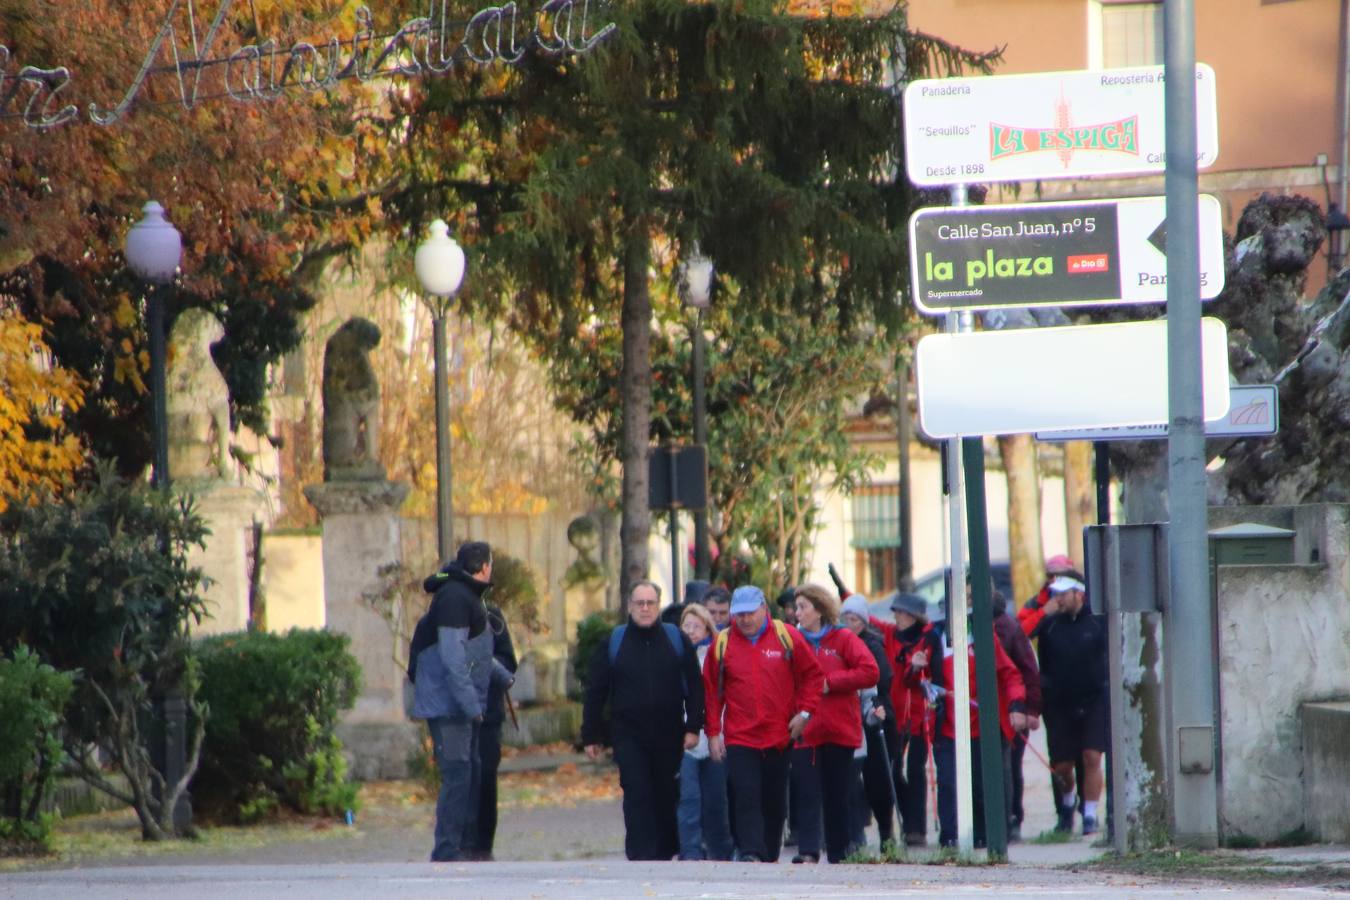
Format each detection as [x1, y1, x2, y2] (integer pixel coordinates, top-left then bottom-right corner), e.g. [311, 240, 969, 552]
[581, 619, 705, 749]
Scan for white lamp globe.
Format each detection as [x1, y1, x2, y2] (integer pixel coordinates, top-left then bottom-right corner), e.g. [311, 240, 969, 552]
[680, 251, 714, 310]
[415, 219, 467, 297]
[125, 201, 182, 285]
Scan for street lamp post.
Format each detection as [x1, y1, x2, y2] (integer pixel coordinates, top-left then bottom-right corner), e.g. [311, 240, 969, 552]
[124, 199, 188, 833]
[680, 250, 714, 581]
[415, 220, 467, 564]
[125, 201, 182, 491]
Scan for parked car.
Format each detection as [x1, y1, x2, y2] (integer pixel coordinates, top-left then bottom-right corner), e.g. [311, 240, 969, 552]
[867, 562, 1014, 624]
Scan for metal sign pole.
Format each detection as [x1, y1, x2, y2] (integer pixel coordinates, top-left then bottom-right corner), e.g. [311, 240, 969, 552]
[1163, 0, 1219, 848]
[947, 185, 976, 854]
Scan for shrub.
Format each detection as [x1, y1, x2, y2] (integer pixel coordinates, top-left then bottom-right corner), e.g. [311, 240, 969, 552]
[194, 629, 361, 823]
[0, 646, 73, 853]
[0, 463, 209, 841]
[571, 610, 620, 700]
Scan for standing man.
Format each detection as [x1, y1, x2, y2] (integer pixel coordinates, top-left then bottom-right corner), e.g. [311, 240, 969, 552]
[582, 580, 705, 860]
[409, 541, 496, 863]
[472, 602, 517, 860]
[704, 586, 823, 863]
[988, 587, 1040, 843]
[1032, 575, 1108, 836]
[704, 586, 732, 631]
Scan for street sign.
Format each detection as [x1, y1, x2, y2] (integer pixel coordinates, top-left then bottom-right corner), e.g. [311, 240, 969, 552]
[914, 318, 1230, 438]
[908, 195, 1224, 314]
[1034, 384, 1278, 442]
[904, 64, 1219, 186]
[648, 444, 708, 511]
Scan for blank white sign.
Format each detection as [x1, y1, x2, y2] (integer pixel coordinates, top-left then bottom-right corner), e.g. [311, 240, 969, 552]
[915, 318, 1230, 438]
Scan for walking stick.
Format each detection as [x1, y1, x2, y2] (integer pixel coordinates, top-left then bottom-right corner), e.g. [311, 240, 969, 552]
[874, 720, 904, 843]
[506, 689, 519, 731]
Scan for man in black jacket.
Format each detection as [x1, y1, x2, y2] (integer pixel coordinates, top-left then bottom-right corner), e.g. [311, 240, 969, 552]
[470, 603, 517, 861]
[409, 541, 505, 862]
[1033, 575, 1108, 836]
[582, 580, 705, 860]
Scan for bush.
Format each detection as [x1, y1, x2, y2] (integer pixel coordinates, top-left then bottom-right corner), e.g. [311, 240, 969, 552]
[0, 646, 73, 853]
[194, 629, 361, 823]
[571, 611, 620, 700]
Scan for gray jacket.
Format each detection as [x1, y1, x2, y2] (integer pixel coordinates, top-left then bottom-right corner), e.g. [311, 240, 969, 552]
[409, 562, 496, 720]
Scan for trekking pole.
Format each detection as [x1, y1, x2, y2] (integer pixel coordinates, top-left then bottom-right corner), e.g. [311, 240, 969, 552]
[873, 721, 903, 843]
[1016, 730, 1052, 771]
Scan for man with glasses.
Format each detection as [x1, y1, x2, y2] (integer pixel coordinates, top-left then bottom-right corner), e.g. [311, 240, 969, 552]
[582, 580, 705, 859]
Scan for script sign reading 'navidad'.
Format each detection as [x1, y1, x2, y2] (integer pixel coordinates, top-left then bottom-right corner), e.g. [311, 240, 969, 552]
[908, 195, 1224, 314]
[903, 64, 1219, 186]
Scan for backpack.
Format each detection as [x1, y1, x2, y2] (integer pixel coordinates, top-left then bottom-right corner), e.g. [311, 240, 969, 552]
[710, 620, 794, 697]
[608, 622, 688, 696]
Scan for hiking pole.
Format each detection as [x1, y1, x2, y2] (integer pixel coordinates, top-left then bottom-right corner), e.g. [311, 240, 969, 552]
[1016, 730, 1052, 771]
[872, 719, 903, 843]
[506, 689, 519, 731]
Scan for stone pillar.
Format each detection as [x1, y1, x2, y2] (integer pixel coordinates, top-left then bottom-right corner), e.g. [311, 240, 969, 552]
[305, 479, 418, 779]
[188, 485, 267, 635]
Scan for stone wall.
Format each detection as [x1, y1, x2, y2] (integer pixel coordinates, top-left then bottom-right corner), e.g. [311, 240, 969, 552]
[1302, 701, 1350, 842]
[1211, 504, 1350, 842]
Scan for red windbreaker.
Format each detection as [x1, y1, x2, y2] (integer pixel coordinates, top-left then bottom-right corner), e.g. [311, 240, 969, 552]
[870, 616, 942, 739]
[934, 637, 1026, 741]
[703, 621, 824, 750]
[797, 627, 879, 749]
[1017, 582, 1052, 637]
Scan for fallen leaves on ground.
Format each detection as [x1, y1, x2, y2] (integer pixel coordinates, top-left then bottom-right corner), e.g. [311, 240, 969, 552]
[501, 741, 575, 759]
[498, 764, 620, 810]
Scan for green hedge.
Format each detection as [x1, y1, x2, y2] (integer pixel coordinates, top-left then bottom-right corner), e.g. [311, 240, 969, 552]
[0, 646, 73, 852]
[195, 629, 361, 823]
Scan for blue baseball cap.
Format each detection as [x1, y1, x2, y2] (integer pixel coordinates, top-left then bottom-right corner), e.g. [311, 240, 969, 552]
[730, 585, 766, 615]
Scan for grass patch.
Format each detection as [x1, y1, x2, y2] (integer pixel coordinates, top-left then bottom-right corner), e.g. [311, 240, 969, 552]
[1030, 828, 1075, 844]
[1075, 848, 1350, 887]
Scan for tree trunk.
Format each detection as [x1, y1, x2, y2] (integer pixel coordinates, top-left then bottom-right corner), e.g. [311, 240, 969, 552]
[999, 434, 1043, 603]
[618, 231, 652, 609]
[1062, 441, 1095, 569]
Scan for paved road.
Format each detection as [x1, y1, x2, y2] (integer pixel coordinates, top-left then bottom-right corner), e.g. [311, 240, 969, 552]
[0, 859, 1335, 899]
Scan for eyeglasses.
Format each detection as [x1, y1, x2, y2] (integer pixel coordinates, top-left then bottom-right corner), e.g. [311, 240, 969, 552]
[630, 599, 660, 608]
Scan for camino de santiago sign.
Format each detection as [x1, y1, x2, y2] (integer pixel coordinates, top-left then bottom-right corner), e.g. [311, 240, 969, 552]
[908, 195, 1225, 314]
[903, 64, 1219, 186]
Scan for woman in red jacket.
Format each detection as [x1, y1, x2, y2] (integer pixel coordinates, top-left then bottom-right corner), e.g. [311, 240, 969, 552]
[869, 593, 943, 847]
[788, 584, 879, 863]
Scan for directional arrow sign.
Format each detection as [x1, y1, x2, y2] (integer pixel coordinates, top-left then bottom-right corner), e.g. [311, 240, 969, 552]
[1034, 384, 1278, 442]
[904, 64, 1219, 186]
[908, 195, 1224, 314]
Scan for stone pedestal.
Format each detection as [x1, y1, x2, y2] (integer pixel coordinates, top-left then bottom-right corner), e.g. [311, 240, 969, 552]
[185, 482, 267, 636]
[305, 479, 420, 780]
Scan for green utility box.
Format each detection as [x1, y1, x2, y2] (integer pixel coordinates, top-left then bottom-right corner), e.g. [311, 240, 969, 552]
[1208, 522, 1296, 566]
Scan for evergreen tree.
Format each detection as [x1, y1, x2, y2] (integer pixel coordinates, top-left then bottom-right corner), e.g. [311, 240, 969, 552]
[378, 0, 995, 598]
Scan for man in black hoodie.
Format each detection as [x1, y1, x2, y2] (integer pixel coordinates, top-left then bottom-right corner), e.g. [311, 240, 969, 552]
[582, 580, 705, 860]
[409, 541, 509, 862]
[471, 603, 516, 861]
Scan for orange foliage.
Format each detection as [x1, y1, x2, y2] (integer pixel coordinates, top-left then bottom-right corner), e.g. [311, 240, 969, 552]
[0, 316, 84, 507]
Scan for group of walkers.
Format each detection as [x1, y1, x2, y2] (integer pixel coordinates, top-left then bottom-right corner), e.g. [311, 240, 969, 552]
[409, 538, 1107, 863]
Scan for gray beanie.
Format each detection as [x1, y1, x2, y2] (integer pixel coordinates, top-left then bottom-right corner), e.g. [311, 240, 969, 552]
[890, 592, 927, 619]
[840, 595, 870, 622]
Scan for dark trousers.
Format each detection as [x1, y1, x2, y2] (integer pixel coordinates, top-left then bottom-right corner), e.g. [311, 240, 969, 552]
[1009, 732, 1026, 827]
[934, 735, 989, 848]
[892, 729, 929, 838]
[725, 745, 790, 862]
[475, 720, 504, 855]
[613, 738, 682, 860]
[428, 717, 481, 862]
[789, 744, 856, 863]
[860, 724, 896, 846]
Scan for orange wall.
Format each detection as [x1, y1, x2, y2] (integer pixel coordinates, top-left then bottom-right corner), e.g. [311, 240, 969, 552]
[908, 0, 1088, 74]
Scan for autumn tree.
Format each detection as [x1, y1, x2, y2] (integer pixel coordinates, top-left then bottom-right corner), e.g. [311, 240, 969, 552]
[0, 315, 84, 506]
[372, 0, 994, 597]
[0, 0, 389, 476]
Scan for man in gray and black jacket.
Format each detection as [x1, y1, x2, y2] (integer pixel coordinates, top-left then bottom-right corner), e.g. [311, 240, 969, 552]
[409, 541, 510, 862]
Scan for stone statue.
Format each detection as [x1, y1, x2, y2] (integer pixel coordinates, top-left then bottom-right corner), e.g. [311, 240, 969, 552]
[563, 514, 608, 625]
[322, 317, 384, 481]
[166, 308, 233, 482]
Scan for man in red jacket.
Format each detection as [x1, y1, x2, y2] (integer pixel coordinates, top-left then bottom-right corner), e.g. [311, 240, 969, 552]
[927, 623, 1026, 848]
[705, 585, 823, 862]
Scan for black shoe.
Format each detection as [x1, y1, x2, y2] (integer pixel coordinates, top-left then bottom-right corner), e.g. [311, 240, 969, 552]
[1055, 807, 1075, 834]
[1082, 815, 1099, 836]
[791, 853, 818, 864]
[739, 854, 762, 863]
[904, 833, 926, 847]
[1007, 823, 1022, 844]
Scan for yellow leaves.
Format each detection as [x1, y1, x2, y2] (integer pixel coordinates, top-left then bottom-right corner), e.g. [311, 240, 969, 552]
[0, 316, 86, 509]
[112, 296, 138, 330]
